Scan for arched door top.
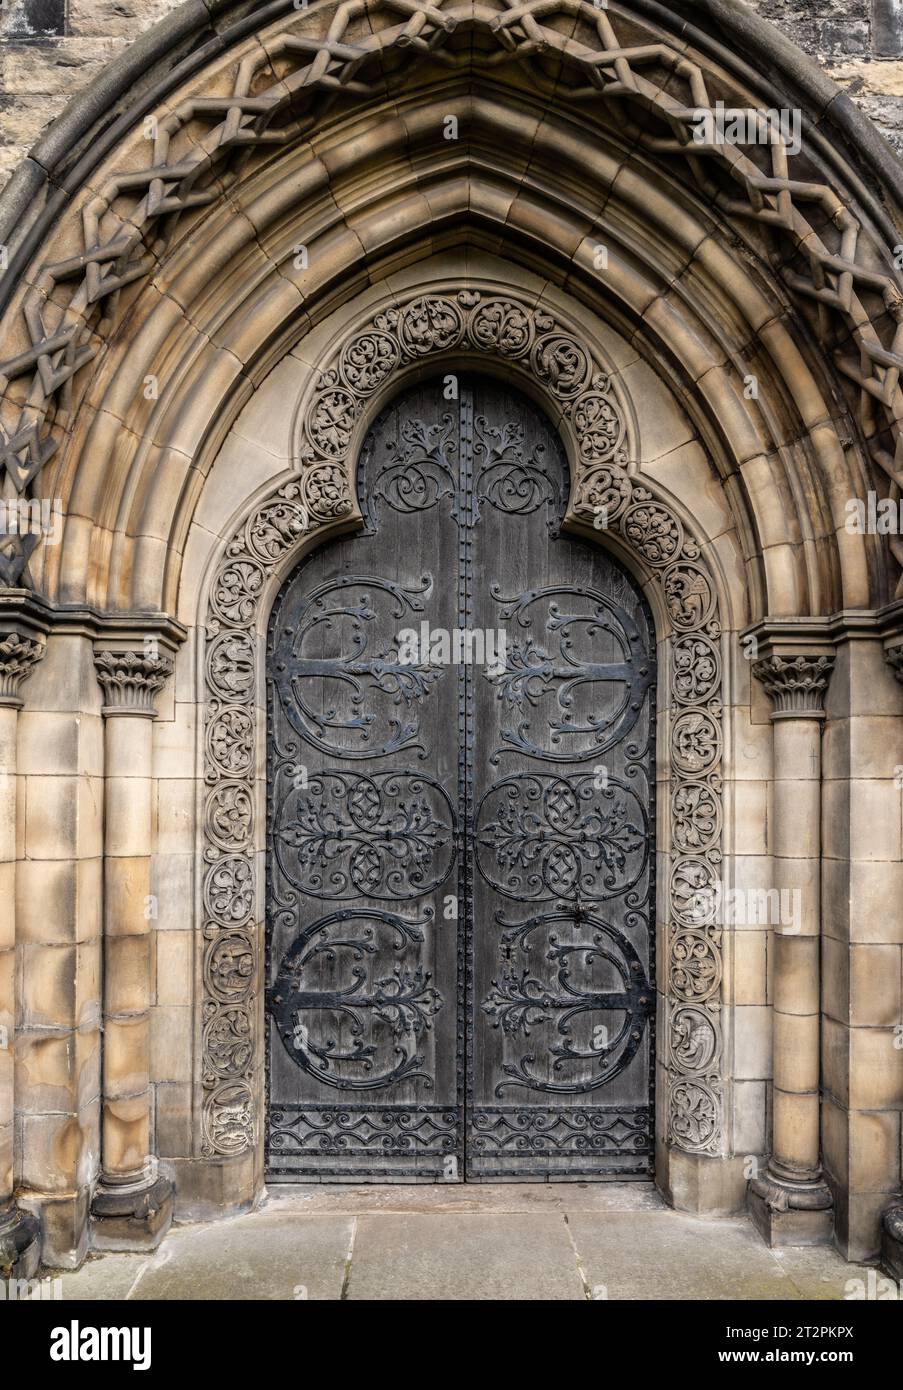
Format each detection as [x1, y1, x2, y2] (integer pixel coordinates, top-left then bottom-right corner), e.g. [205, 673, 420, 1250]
[199, 359, 727, 1174]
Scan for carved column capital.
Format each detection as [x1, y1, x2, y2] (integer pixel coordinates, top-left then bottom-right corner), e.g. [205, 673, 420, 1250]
[93, 646, 174, 717]
[753, 653, 835, 719]
[0, 631, 45, 707]
[885, 644, 903, 684]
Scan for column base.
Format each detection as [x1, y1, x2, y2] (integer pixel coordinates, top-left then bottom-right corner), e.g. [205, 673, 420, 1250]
[881, 1204, 903, 1281]
[0, 1202, 41, 1279]
[748, 1169, 833, 1247]
[657, 1144, 748, 1216]
[91, 1176, 173, 1253]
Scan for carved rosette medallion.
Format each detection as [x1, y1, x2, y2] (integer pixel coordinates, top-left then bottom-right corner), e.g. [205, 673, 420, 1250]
[298, 291, 630, 480]
[569, 483, 725, 1153]
[200, 481, 310, 1157]
[201, 289, 725, 1159]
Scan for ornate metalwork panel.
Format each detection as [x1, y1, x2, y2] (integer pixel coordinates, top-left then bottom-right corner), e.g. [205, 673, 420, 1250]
[266, 377, 655, 1180]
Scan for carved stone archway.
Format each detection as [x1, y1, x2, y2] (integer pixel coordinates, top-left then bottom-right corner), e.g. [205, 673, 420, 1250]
[1, 0, 902, 612]
[1, 0, 902, 1273]
[199, 286, 727, 1183]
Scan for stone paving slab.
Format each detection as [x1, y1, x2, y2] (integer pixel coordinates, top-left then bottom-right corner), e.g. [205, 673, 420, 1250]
[48, 1185, 876, 1301]
[567, 1210, 858, 1301]
[345, 1211, 586, 1301]
[129, 1213, 354, 1302]
[263, 1179, 665, 1215]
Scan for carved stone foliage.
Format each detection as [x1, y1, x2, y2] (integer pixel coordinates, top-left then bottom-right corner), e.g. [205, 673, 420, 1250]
[0, 632, 45, 705]
[297, 291, 628, 493]
[201, 290, 725, 1160]
[94, 649, 174, 715]
[201, 482, 310, 1155]
[886, 645, 903, 685]
[753, 654, 835, 717]
[568, 477, 725, 1156]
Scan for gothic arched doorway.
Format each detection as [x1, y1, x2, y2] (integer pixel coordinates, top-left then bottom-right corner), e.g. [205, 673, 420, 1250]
[265, 377, 656, 1181]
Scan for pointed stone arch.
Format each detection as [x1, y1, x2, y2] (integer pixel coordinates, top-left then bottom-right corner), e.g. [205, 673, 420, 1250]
[0, 0, 901, 610]
[0, 0, 902, 1268]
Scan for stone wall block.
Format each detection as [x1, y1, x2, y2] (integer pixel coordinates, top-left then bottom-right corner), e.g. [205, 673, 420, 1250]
[849, 861, 903, 943]
[0, 931, 12, 1041]
[155, 1082, 192, 1157]
[848, 779, 902, 861]
[105, 932, 152, 1015]
[20, 1111, 84, 1192]
[733, 1005, 773, 1079]
[822, 1014, 852, 1107]
[16, 710, 80, 776]
[23, 774, 78, 860]
[849, 1029, 903, 1109]
[17, 858, 78, 945]
[732, 779, 769, 856]
[15, 1032, 75, 1114]
[848, 1109, 901, 1192]
[821, 932, 851, 1021]
[0, 1118, 11, 1200]
[850, 943, 903, 1026]
[0, 859, 13, 953]
[19, 942, 77, 1030]
[149, 1005, 191, 1083]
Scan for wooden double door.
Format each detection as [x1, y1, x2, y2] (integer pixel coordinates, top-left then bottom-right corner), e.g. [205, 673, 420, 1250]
[266, 376, 656, 1180]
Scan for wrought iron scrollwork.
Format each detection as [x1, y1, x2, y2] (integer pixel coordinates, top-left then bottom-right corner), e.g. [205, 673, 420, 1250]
[472, 414, 560, 522]
[267, 908, 444, 1092]
[269, 1105, 458, 1162]
[475, 772, 647, 901]
[272, 769, 456, 900]
[372, 410, 560, 526]
[469, 1107, 651, 1159]
[486, 584, 655, 762]
[482, 909, 652, 1096]
[270, 574, 444, 759]
[372, 414, 457, 517]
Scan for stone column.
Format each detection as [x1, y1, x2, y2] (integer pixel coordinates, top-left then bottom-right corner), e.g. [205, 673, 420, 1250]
[880, 643, 903, 1280]
[749, 652, 835, 1246]
[0, 630, 45, 1278]
[91, 645, 174, 1250]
